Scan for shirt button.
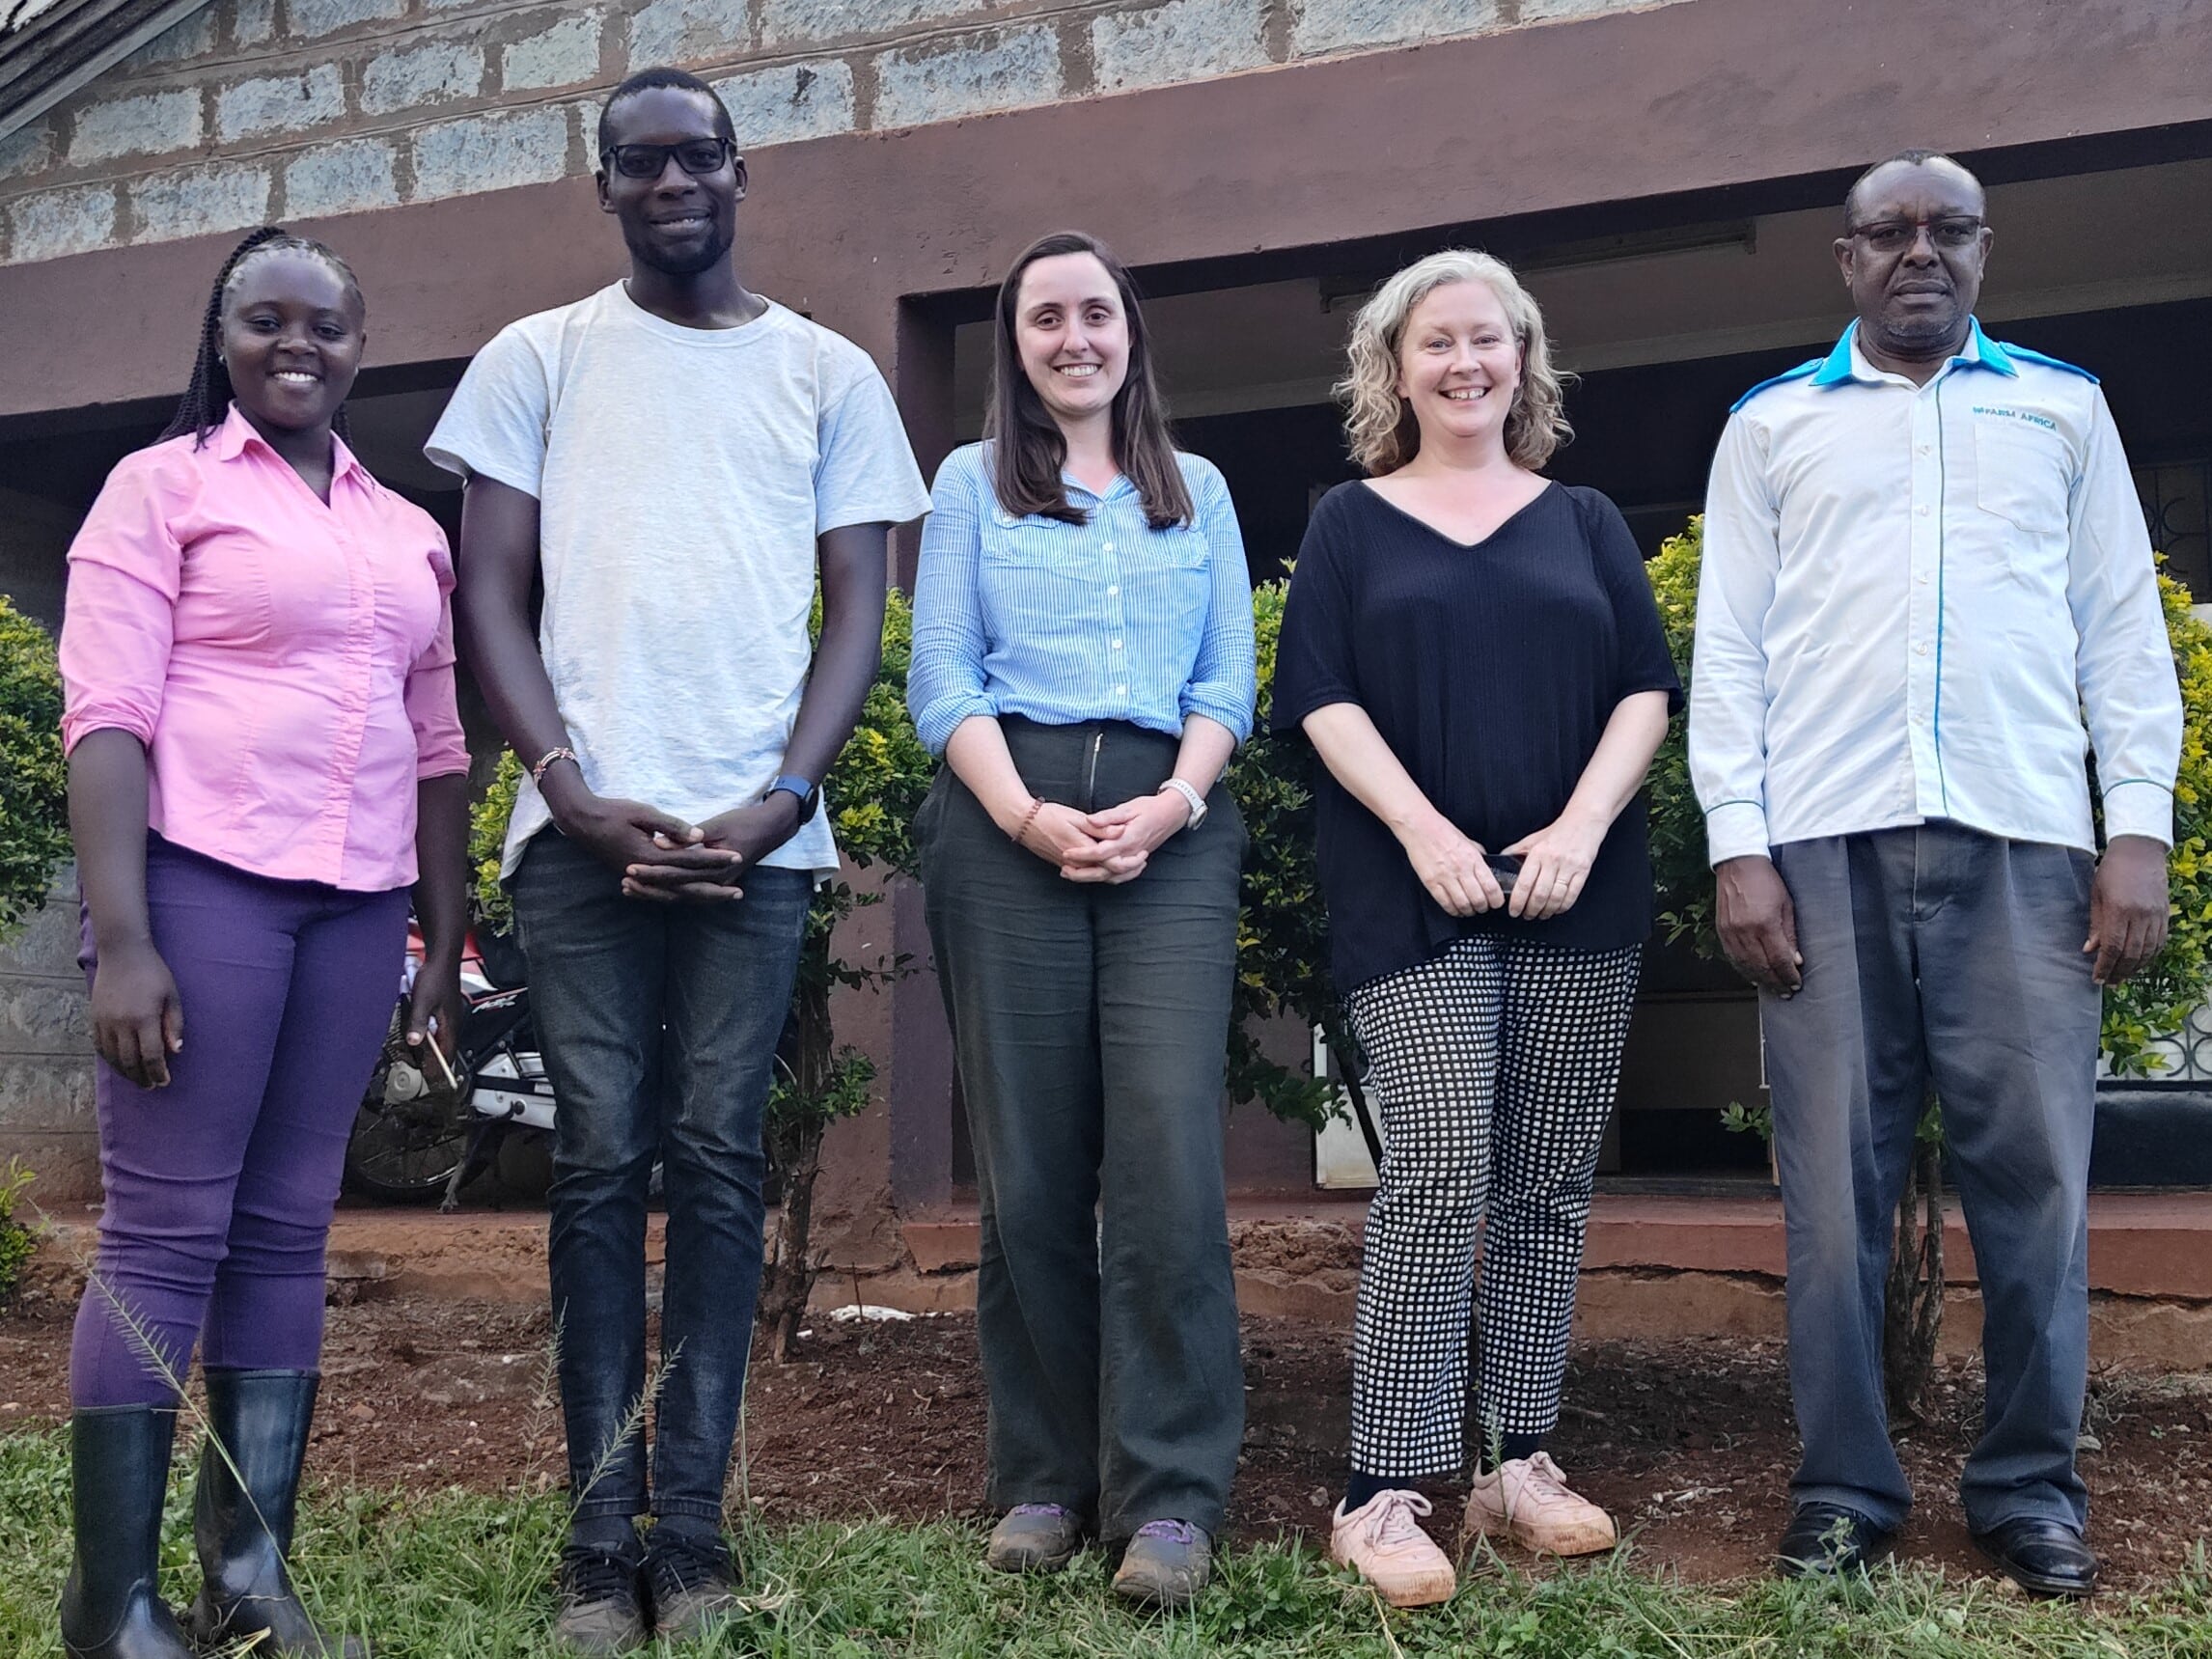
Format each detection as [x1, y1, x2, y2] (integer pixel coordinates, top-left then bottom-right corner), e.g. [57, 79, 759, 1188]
[1918, 444, 1930, 456]
[1917, 572, 1929, 585]
[1114, 684, 1127, 695]
[1108, 585, 1120, 596]
[1111, 639, 1123, 650]
[1102, 543, 1115, 555]
[1916, 643, 1930, 656]
[1916, 504, 1930, 517]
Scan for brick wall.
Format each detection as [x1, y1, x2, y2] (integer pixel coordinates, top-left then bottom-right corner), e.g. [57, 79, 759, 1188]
[0, 0, 1688, 265]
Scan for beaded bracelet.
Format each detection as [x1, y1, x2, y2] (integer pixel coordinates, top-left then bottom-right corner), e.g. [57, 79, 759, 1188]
[1011, 798, 1045, 847]
[530, 745, 579, 785]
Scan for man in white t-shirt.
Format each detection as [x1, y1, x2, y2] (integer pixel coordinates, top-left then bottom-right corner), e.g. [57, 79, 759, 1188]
[426, 66, 928, 1653]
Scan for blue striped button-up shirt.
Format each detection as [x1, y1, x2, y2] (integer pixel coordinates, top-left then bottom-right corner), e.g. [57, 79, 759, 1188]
[907, 442, 1258, 756]
[1690, 319, 2181, 865]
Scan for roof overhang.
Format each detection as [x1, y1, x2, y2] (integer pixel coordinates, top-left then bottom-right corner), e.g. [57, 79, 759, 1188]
[0, 0, 216, 142]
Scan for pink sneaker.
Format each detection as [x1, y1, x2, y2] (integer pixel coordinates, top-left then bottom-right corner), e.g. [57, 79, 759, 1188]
[1329, 1490, 1458, 1608]
[1464, 1452, 1617, 1557]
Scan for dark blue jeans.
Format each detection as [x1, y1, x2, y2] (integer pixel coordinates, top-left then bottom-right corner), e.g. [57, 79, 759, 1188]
[512, 830, 811, 1527]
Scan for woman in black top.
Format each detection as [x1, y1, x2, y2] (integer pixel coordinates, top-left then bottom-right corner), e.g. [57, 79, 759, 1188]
[1275, 250, 1677, 1603]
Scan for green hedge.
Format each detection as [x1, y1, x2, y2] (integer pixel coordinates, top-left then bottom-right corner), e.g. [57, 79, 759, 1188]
[0, 598, 69, 943]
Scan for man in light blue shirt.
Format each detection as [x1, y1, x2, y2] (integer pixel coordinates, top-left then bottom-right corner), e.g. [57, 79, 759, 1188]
[1690, 150, 2181, 1596]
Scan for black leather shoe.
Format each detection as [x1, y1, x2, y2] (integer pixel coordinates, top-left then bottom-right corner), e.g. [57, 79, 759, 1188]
[183, 1369, 367, 1657]
[1775, 1503, 1895, 1578]
[59, 1404, 195, 1659]
[1971, 1516, 2099, 1598]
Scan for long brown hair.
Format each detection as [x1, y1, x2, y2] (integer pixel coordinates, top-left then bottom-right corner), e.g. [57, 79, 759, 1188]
[986, 231, 1192, 531]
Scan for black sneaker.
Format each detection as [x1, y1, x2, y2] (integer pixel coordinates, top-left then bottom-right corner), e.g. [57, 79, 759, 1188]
[646, 1528, 741, 1641]
[553, 1538, 649, 1655]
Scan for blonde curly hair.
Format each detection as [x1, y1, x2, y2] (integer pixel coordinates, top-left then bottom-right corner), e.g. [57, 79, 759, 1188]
[1337, 249, 1572, 476]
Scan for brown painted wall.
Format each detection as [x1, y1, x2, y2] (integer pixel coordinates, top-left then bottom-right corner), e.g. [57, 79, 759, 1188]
[3, 0, 2207, 426]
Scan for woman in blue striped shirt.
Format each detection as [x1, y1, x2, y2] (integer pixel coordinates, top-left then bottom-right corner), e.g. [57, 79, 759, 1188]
[908, 230, 1257, 1609]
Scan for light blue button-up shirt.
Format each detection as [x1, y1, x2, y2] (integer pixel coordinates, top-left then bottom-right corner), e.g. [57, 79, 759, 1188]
[906, 442, 1258, 756]
[1690, 319, 2181, 865]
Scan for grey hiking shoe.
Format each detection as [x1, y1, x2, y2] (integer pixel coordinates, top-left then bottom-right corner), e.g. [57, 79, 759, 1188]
[986, 1504, 1085, 1573]
[552, 1540, 648, 1655]
[646, 1528, 741, 1641]
[1111, 1520, 1212, 1608]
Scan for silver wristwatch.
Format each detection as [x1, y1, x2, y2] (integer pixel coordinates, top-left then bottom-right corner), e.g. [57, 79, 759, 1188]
[1157, 777, 1207, 830]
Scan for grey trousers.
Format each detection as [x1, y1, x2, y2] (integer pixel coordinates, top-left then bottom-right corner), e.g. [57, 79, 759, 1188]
[916, 717, 1246, 1539]
[1764, 822, 2099, 1535]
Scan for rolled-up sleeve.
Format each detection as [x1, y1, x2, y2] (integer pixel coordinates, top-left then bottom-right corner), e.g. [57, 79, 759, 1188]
[1689, 411, 1782, 865]
[406, 539, 470, 780]
[906, 452, 995, 757]
[1179, 462, 1258, 742]
[59, 456, 183, 755]
[2069, 389, 2181, 845]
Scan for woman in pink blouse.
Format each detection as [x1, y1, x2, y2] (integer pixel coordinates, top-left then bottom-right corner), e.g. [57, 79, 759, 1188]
[56, 226, 469, 1659]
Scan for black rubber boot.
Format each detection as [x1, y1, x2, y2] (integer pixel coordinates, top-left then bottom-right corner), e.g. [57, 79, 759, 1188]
[59, 1403, 195, 1659]
[183, 1369, 367, 1658]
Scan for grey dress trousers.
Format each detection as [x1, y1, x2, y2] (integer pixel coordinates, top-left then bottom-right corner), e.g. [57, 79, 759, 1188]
[917, 714, 1246, 1541]
[1763, 821, 2100, 1535]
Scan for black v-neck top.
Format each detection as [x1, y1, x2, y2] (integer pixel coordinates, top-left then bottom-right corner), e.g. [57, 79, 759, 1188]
[1272, 480, 1682, 993]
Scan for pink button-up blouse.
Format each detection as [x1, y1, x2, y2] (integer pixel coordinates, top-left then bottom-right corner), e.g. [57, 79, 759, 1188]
[59, 404, 469, 892]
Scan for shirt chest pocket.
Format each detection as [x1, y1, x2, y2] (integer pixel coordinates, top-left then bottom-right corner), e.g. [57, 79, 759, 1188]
[981, 512, 1086, 570]
[1133, 522, 1212, 632]
[1973, 416, 2071, 539]
[979, 513, 1102, 649]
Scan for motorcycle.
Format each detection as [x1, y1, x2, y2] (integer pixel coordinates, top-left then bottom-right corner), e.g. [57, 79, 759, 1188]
[343, 924, 556, 1209]
[343, 922, 802, 1209]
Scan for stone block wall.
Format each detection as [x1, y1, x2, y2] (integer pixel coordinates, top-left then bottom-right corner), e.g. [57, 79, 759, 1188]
[0, 0, 1689, 265]
[0, 872, 97, 1205]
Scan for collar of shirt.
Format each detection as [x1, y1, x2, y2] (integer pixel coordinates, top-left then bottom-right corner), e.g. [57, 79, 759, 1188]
[1809, 317, 2017, 391]
[211, 401, 369, 487]
[985, 468, 1134, 525]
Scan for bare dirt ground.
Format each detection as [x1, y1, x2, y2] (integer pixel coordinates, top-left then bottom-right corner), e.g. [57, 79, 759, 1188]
[4, 1285, 2209, 1588]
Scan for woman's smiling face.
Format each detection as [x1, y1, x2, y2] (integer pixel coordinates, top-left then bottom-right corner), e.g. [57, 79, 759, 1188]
[219, 248, 365, 434]
[1012, 251, 1130, 431]
[1395, 278, 1522, 455]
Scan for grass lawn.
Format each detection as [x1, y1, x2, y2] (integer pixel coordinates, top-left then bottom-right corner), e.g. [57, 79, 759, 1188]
[4, 1429, 2210, 1656]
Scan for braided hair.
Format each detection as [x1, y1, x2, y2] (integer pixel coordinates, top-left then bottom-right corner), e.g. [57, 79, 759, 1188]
[158, 225, 365, 448]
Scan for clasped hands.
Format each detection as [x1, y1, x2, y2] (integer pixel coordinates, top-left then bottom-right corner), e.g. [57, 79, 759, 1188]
[551, 785, 803, 903]
[1015, 789, 1191, 885]
[1400, 810, 1602, 921]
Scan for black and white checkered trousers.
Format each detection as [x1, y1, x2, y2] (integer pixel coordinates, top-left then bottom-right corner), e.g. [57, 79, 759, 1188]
[1344, 934, 1642, 1478]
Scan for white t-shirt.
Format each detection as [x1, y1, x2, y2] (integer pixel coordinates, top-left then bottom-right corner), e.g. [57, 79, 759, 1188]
[426, 283, 930, 877]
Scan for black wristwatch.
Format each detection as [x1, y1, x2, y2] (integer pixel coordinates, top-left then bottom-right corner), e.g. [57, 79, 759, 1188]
[765, 773, 819, 817]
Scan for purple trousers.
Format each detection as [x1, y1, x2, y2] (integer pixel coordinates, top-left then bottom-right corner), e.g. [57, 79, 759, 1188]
[71, 836, 408, 1408]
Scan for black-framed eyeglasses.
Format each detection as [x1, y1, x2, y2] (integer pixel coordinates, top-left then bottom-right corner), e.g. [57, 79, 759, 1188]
[603, 138, 735, 180]
[1846, 216, 1985, 254]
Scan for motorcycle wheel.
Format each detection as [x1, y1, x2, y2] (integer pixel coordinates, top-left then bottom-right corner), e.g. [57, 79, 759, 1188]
[343, 1010, 474, 1202]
